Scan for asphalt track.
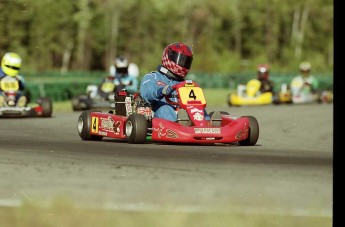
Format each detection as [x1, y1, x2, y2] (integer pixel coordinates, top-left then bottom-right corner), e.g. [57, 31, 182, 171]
[0, 103, 333, 217]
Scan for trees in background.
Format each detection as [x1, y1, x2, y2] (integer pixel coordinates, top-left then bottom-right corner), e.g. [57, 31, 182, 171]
[0, 0, 333, 74]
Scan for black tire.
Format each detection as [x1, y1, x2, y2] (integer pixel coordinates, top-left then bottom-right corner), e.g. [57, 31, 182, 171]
[72, 96, 81, 111]
[125, 113, 148, 144]
[228, 94, 232, 107]
[272, 94, 280, 105]
[39, 97, 53, 117]
[24, 90, 32, 104]
[239, 116, 259, 146]
[77, 110, 103, 141]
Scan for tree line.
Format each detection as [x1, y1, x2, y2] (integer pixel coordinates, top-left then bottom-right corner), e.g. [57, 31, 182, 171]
[0, 0, 333, 75]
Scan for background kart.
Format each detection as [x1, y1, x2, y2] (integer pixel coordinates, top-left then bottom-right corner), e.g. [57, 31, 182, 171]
[228, 79, 273, 106]
[0, 76, 52, 118]
[273, 83, 293, 105]
[72, 81, 117, 111]
[274, 78, 333, 105]
[78, 80, 259, 146]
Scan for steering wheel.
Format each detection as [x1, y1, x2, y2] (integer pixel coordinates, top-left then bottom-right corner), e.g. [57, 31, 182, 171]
[164, 84, 179, 106]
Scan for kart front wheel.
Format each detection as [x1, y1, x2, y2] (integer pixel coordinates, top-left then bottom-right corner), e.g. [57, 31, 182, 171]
[72, 96, 81, 111]
[126, 113, 148, 144]
[77, 110, 103, 141]
[38, 97, 53, 117]
[239, 116, 259, 146]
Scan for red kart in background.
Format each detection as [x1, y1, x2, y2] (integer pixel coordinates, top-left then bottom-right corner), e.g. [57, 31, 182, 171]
[77, 80, 259, 146]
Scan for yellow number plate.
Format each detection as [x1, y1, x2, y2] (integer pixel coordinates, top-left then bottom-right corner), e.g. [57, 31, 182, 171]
[178, 87, 206, 105]
[91, 117, 99, 133]
[101, 82, 115, 93]
[0, 78, 19, 91]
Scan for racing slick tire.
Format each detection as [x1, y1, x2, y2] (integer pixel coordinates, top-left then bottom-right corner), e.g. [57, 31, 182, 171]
[72, 96, 82, 111]
[227, 94, 232, 107]
[125, 113, 148, 144]
[77, 110, 103, 141]
[239, 116, 259, 146]
[38, 97, 53, 117]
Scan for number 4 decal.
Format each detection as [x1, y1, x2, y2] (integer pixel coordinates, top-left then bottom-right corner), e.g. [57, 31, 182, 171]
[189, 89, 196, 100]
[91, 117, 99, 133]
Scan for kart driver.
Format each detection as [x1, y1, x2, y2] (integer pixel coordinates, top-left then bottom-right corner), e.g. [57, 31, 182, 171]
[291, 61, 319, 94]
[107, 56, 139, 94]
[257, 64, 274, 93]
[140, 42, 219, 123]
[0, 52, 27, 107]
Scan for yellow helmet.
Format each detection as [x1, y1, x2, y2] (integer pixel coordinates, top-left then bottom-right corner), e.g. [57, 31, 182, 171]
[1, 52, 22, 76]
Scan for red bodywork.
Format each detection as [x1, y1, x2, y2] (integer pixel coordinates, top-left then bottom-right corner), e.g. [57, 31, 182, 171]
[151, 116, 249, 143]
[89, 112, 128, 139]
[87, 80, 251, 144]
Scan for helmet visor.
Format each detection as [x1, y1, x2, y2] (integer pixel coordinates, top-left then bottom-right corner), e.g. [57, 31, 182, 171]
[116, 67, 128, 74]
[5, 65, 20, 70]
[168, 50, 193, 70]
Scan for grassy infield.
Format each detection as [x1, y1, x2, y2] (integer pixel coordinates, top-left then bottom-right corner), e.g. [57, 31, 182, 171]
[1, 89, 332, 226]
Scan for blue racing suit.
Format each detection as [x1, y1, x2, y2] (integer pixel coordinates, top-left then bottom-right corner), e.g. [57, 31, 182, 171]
[140, 65, 209, 122]
[114, 72, 138, 93]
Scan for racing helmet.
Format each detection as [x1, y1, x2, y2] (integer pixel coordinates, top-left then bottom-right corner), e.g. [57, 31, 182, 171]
[1, 52, 22, 77]
[162, 42, 193, 78]
[115, 56, 129, 74]
[257, 64, 269, 80]
[299, 62, 311, 74]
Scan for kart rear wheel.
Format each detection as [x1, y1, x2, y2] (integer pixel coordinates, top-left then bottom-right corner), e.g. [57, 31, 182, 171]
[77, 110, 103, 141]
[239, 116, 259, 146]
[72, 96, 81, 111]
[126, 113, 148, 144]
[228, 94, 232, 107]
[39, 97, 53, 117]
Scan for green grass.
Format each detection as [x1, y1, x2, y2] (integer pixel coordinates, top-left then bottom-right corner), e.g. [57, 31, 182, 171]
[0, 198, 331, 227]
[203, 88, 231, 107]
[52, 100, 73, 113]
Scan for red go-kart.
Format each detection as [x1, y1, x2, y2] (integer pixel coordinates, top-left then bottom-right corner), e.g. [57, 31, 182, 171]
[77, 80, 259, 145]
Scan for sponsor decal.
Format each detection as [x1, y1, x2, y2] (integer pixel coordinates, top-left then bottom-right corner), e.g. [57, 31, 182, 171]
[190, 108, 203, 113]
[136, 107, 152, 118]
[113, 121, 121, 134]
[235, 129, 248, 139]
[194, 128, 221, 134]
[184, 80, 194, 87]
[166, 129, 179, 139]
[153, 122, 166, 139]
[0, 107, 30, 111]
[98, 131, 108, 136]
[100, 117, 121, 134]
[156, 81, 167, 86]
[193, 112, 204, 121]
[153, 122, 179, 139]
[125, 97, 132, 116]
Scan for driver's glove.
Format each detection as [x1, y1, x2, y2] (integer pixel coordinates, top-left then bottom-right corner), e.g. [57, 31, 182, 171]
[157, 85, 173, 99]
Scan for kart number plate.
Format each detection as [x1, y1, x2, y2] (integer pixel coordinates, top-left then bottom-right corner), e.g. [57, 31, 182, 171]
[178, 87, 206, 105]
[101, 82, 115, 93]
[0, 77, 19, 91]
